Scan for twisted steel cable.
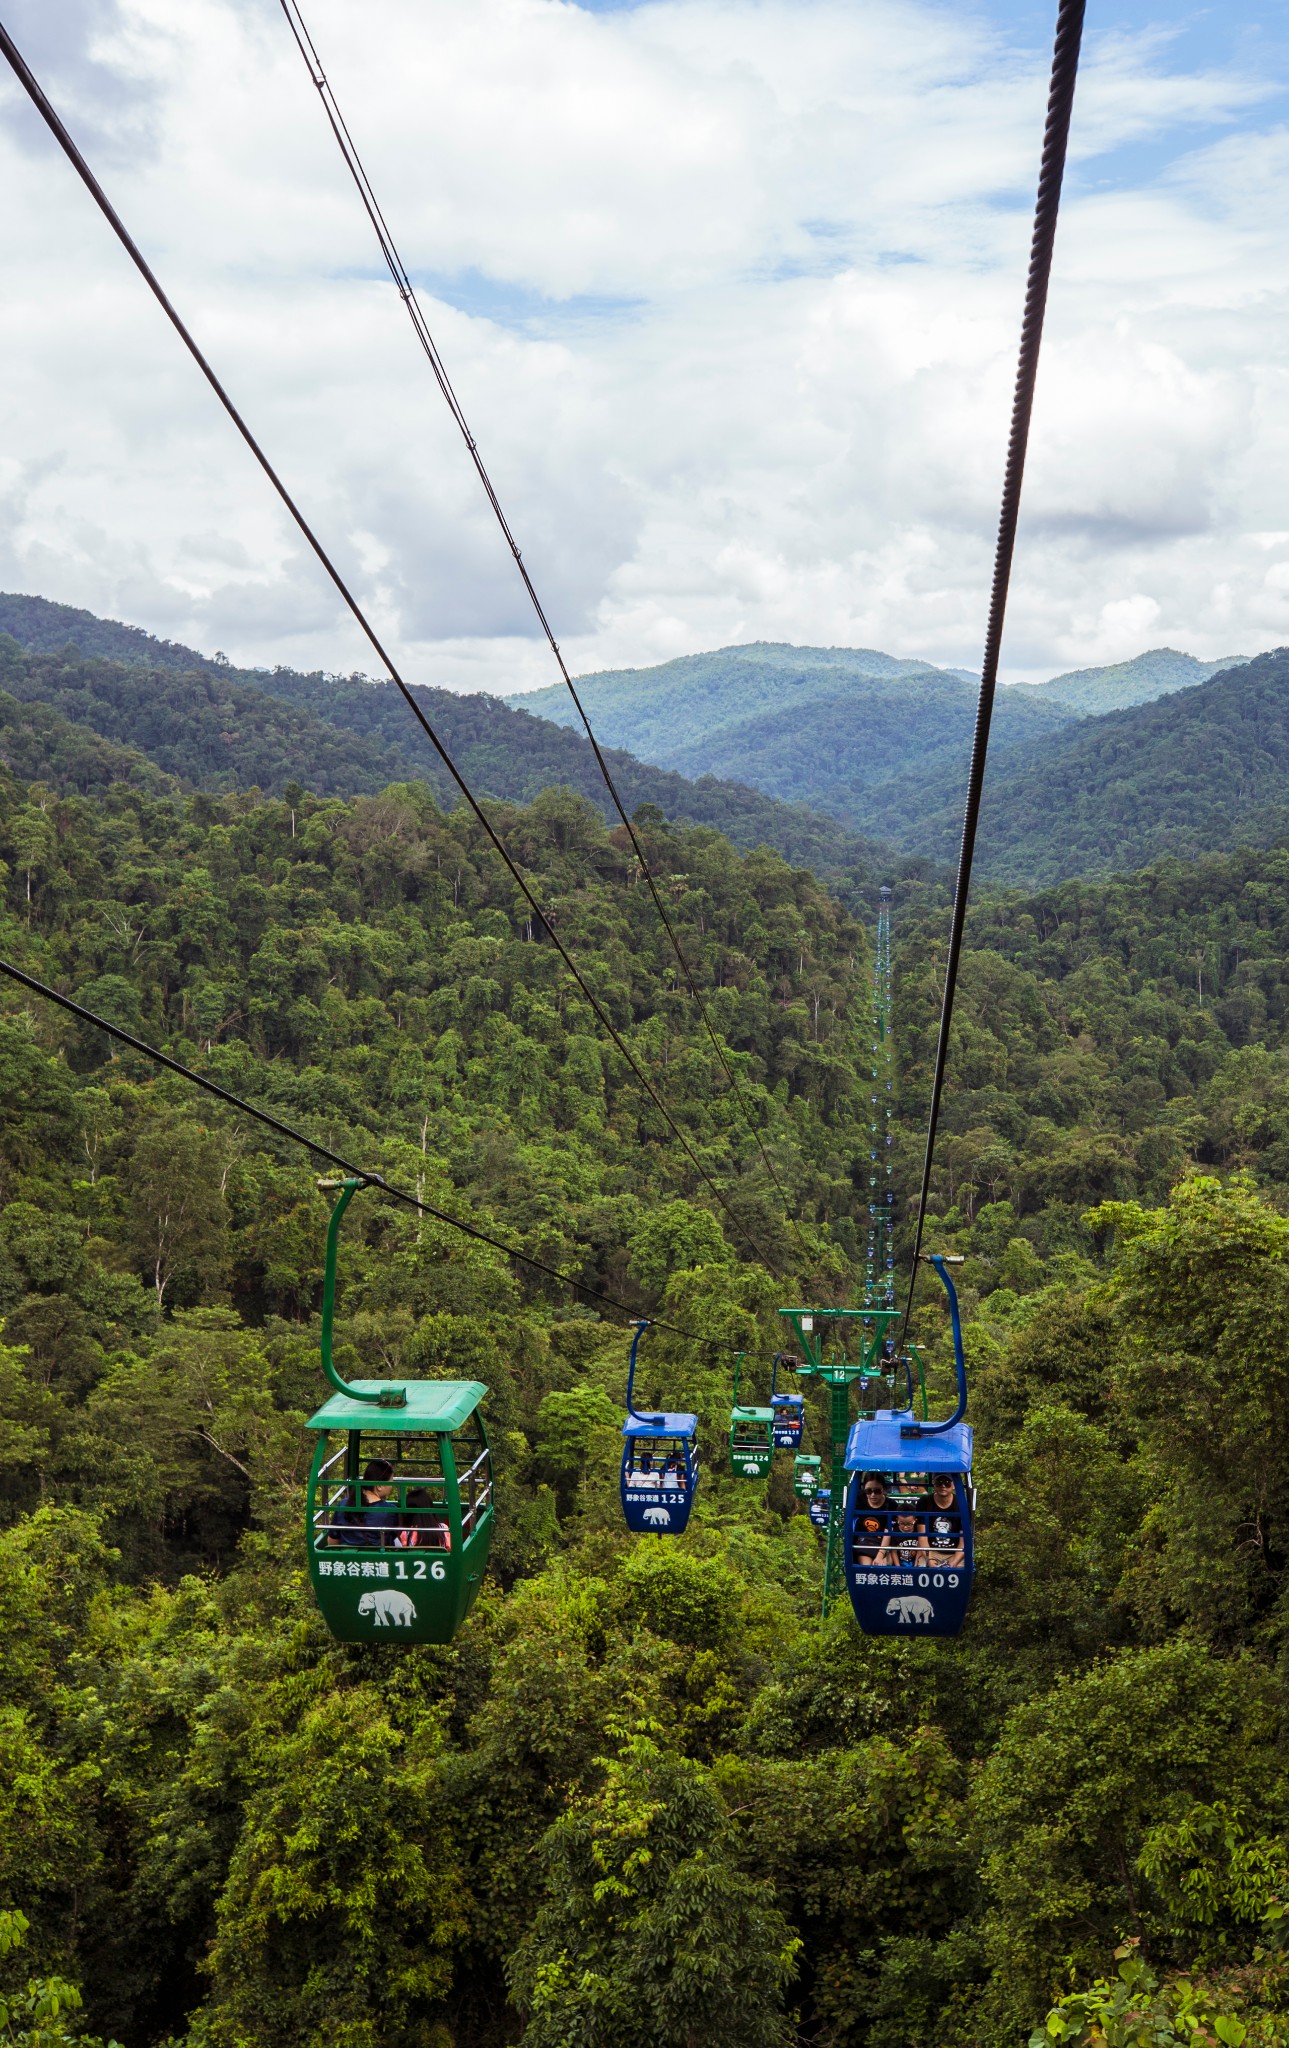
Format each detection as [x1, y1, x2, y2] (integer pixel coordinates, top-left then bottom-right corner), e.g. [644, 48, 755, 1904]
[903, 0, 1086, 1330]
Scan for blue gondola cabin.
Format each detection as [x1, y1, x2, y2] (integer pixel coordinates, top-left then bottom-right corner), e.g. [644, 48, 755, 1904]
[842, 1410, 974, 1637]
[771, 1391, 805, 1449]
[621, 1412, 699, 1534]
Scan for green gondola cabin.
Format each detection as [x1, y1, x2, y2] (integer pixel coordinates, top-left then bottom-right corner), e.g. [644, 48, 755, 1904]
[306, 1379, 493, 1643]
[727, 1351, 774, 1479]
[793, 1452, 822, 1498]
[728, 1405, 774, 1477]
[304, 1178, 494, 1646]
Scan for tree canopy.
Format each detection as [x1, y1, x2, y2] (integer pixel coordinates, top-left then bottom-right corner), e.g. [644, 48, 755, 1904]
[0, 735, 1285, 2044]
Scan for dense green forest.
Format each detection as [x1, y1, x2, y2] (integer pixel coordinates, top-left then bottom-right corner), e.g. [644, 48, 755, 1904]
[8, 597, 1289, 895]
[1, 697, 1289, 2048]
[0, 604, 906, 891]
[512, 642, 1243, 749]
[509, 643, 1254, 825]
[510, 641, 982, 751]
[510, 632, 1289, 888]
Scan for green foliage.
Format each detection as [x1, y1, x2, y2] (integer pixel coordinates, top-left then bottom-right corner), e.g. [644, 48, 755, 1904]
[195, 1680, 464, 2048]
[973, 1639, 1289, 2039]
[511, 642, 1073, 832]
[508, 1738, 800, 2048]
[893, 649, 1289, 883]
[0, 1911, 120, 2048]
[626, 1200, 732, 1290]
[4, 662, 1289, 2048]
[1031, 647, 1247, 716]
[1032, 1937, 1287, 2048]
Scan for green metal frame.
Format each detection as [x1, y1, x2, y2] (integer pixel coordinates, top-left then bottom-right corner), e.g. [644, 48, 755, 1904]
[320, 1178, 406, 1408]
[777, 891, 933, 1622]
[728, 1350, 774, 1479]
[865, 888, 896, 1317]
[305, 1179, 493, 1644]
[780, 1306, 902, 1617]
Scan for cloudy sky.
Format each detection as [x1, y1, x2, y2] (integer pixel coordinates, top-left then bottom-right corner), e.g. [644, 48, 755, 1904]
[1, 0, 1287, 692]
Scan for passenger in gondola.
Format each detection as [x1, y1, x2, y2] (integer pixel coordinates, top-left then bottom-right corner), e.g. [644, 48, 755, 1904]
[341, 1457, 401, 1548]
[853, 1473, 891, 1564]
[916, 1472, 964, 1566]
[876, 1508, 925, 1570]
[663, 1454, 685, 1491]
[394, 1486, 451, 1551]
[633, 1453, 661, 1489]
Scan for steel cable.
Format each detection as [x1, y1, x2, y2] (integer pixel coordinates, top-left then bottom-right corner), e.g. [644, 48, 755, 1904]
[903, 0, 1086, 1330]
[0, 16, 783, 1276]
[275, 0, 813, 1257]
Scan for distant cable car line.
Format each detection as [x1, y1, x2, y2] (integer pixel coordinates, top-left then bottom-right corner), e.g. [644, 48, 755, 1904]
[903, 0, 1085, 1333]
[0, 951, 776, 1358]
[275, 0, 813, 1260]
[0, 17, 782, 1277]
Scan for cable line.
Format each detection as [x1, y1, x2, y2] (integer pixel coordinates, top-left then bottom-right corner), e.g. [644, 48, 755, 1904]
[0, 951, 773, 1357]
[0, 17, 782, 1277]
[903, 0, 1085, 1330]
[275, 0, 813, 1255]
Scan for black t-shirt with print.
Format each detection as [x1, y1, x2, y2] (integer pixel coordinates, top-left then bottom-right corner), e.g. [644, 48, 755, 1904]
[853, 1513, 888, 1555]
[922, 1511, 962, 1552]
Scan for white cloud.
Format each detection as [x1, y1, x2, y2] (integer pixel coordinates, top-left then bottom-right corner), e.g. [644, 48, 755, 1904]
[0, 0, 1286, 691]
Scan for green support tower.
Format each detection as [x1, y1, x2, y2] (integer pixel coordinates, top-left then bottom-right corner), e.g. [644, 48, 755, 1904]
[781, 887, 907, 1618]
[778, 1307, 900, 1616]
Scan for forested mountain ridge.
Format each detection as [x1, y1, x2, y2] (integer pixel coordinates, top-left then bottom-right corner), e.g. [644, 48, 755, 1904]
[1020, 643, 1250, 713]
[2, 709, 1289, 2047]
[504, 640, 1268, 870]
[0, 612, 917, 895]
[655, 645, 1289, 882]
[0, 589, 231, 672]
[635, 670, 1072, 815]
[883, 645, 1289, 883]
[11, 594, 1287, 896]
[506, 640, 983, 752]
[505, 641, 1075, 820]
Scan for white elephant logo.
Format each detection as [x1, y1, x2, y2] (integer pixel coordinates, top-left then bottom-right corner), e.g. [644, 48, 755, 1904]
[357, 1588, 418, 1628]
[643, 1505, 671, 1526]
[742, 1461, 761, 1477]
[886, 1595, 934, 1625]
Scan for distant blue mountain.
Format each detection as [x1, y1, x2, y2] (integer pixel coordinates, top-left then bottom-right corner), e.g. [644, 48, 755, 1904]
[508, 640, 1073, 823]
[1021, 647, 1251, 714]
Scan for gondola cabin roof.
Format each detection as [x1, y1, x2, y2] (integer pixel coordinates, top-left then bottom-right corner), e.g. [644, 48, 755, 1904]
[731, 1404, 774, 1424]
[622, 1411, 698, 1439]
[305, 1380, 489, 1434]
[844, 1409, 973, 1473]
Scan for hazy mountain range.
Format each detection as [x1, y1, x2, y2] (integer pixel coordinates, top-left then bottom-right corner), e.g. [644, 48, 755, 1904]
[0, 595, 913, 903]
[506, 641, 1252, 830]
[1, 591, 1284, 891]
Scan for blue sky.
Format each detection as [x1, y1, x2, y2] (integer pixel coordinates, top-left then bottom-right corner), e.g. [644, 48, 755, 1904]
[2, 0, 1288, 688]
